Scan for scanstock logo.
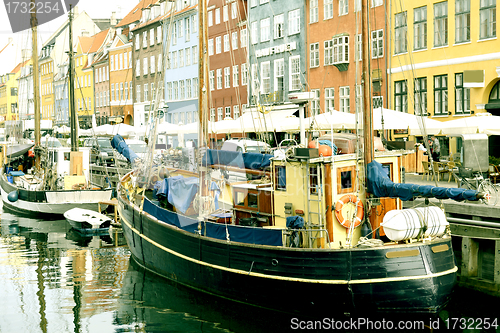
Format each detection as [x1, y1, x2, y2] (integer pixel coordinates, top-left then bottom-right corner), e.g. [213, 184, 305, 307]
[4, 0, 79, 33]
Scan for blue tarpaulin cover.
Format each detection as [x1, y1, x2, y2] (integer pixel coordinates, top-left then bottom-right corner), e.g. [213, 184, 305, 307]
[111, 134, 139, 163]
[156, 176, 199, 214]
[202, 149, 273, 170]
[367, 160, 479, 202]
[143, 197, 283, 246]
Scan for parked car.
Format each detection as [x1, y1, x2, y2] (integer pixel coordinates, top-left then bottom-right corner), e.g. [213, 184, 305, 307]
[221, 139, 270, 153]
[83, 137, 114, 165]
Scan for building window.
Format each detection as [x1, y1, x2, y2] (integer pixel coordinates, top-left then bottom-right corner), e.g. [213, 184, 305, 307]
[208, 10, 213, 26]
[455, 0, 470, 43]
[216, 68, 222, 89]
[372, 0, 383, 7]
[233, 65, 239, 87]
[217, 107, 223, 121]
[251, 21, 258, 44]
[173, 81, 178, 100]
[325, 88, 334, 111]
[241, 28, 247, 48]
[273, 58, 283, 93]
[322, 0, 333, 20]
[192, 46, 198, 64]
[311, 89, 320, 116]
[179, 80, 185, 100]
[136, 85, 141, 102]
[355, 34, 362, 61]
[193, 78, 198, 97]
[224, 67, 231, 88]
[288, 9, 300, 35]
[232, 32, 238, 49]
[144, 83, 148, 101]
[339, 0, 348, 16]
[289, 55, 301, 91]
[185, 47, 191, 66]
[215, 8, 220, 24]
[135, 34, 139, 50]
[186, 78, 192, 99]
[261, 61, 271, 94]
[260, 18, 270, 42]
[143, 57, 148, 75]
[434, 75, 448, 116]
[310, 43, 319, 68]
[234, 105, 240, 119]
[157, 26, 162, 44]
[333, 35, 349, 64]
[339, 86, 350, 113]
[231, 2, 237, 19]
[434, 2, 448, 47]
[274, 14, 284, 39]
[480, 0, 496, 39]
[210, 108, 215, 122]
[223, 4, 228, 21]
[414, 77, 427, 115]
[394, 80, 407, 112]
[111, 83, 115, 101]
[150, 55, 156, 73]
[225, 106, 231, 119]
[216, 36, 221, 53]
[209, 70, 215, 91]
[150, 28, 154, 46]
[455, 73, 470, 114]
[414, 6, 427, 50]
[219, 35, 227, 54]
[310, 0, 318, 23]
[208, 39, 214, 55]
[395, 11, 407, 54]
[371, 29, 384, 58]
[186, 17, 191, 41]
[241, 63, 248, 85]
[143, 31, 147, 48]
[324, 40, 333, 65]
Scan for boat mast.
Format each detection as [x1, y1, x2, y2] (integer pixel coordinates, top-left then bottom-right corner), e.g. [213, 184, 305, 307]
[361, 0, 373, 167]
[30, 0, 40, 168]
[68, 6, 78, 152]
[198, 0, 208, 206]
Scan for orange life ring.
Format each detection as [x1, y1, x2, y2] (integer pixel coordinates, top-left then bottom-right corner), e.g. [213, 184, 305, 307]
[334, 194, 364, 229]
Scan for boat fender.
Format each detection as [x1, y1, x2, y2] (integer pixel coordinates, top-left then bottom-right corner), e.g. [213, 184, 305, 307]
[7, 190, 18, 202]
[334, 194, 364, 229]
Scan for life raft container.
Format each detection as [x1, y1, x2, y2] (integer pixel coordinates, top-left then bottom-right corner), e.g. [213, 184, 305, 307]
[334, 194, 364, 228]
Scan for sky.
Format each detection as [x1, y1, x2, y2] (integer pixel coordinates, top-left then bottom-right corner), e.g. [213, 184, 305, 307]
[0, 0, 140, 72]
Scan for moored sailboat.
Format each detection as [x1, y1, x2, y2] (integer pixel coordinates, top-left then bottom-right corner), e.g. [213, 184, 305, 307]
[0, 4, 112, 216]
[116, 0, 484, 316]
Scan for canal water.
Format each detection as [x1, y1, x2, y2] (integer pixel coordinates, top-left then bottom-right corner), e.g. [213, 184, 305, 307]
[0, 209, 499, 333]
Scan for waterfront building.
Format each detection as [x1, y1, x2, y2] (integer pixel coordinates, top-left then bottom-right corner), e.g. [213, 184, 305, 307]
[39, 44, 55, 122]
[54, 62, 69, 126]
[207, 0, 247, 138]
[247, 0, 306, 109]
[390, 0, 500, 156]
[17, 55, 33, 123]
[75, 28, 114, 128]
[0, 61, 25, 125]
[132, 1, 169, 129]
[163, 0, 199, 147]
[108, 34, 134, 125]
[306, 0, 388, 118]
[92, 51, 110, 126]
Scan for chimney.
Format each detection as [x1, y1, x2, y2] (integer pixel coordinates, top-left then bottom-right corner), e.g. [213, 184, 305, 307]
[111, 11, 117, 26]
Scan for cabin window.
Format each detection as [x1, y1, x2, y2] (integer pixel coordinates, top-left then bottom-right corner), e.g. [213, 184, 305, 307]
[275, 166, 286, 190]
[248, 192, 258, 208]
[381, 163, 393, 181]
[236, 191, 245, 206]
[337, 166, 355, 194]
[234, 189, 259, 211]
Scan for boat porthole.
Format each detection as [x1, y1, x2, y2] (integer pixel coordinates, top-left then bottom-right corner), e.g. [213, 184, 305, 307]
[272, 259, 278, 266]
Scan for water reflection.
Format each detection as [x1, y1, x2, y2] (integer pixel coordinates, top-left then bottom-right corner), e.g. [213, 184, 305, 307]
[0, 210, 499, 333]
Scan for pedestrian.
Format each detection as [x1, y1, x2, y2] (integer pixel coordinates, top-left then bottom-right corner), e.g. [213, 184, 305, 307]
[431, 135, 440, 162]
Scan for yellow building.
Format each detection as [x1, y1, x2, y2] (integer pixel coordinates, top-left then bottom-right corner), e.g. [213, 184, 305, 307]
[0, 61, 26, 125]
[75, 29, 113, 128]
[40, 44, 55, 121]
[390, 0, 499, 156]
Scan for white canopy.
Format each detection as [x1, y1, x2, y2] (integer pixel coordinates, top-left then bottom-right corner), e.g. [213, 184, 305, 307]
[440, 113, 500, 135]
[372, 108, 444, 135]
[306, 110, 356, 130]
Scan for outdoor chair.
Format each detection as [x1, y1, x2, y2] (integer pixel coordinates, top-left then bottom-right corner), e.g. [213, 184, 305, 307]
[422, 161, 431, 181]
[489, 165, 500, 184]
[432, 161, 447, 182]
[446, 161, 459, 183]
